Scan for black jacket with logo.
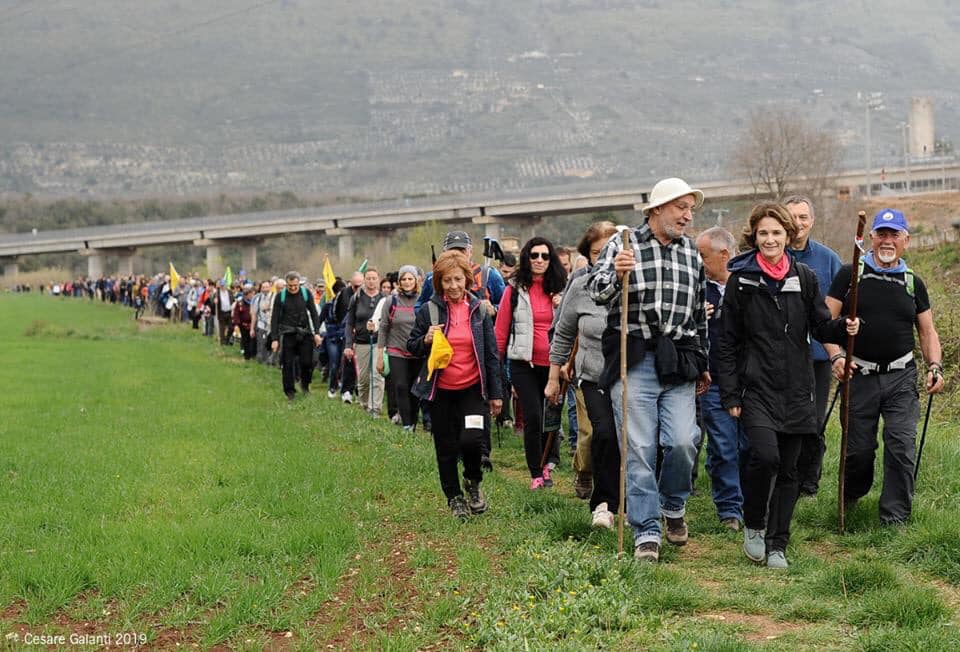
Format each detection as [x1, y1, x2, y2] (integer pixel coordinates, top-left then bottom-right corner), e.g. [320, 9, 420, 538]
[716, 251, 848, 434]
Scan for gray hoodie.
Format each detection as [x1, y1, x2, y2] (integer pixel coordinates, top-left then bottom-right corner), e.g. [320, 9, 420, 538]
[549, 272, 607, 384]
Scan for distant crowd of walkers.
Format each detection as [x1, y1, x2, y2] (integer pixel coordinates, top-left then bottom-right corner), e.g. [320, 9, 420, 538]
[37, 178, 945, 569]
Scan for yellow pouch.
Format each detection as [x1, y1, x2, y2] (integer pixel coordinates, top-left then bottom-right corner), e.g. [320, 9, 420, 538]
[427, 330, 454, 379]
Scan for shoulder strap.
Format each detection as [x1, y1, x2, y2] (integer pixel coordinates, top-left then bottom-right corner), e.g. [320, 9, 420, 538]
[905, 268, 915, 297]
[388, 294, 399, 323]
[427, 301, 439, 326]
[280, 288, 287, 304]
[301, 286, 309, 302]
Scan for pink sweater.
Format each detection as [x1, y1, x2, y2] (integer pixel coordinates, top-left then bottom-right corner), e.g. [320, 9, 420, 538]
[494, 277, 553, 367]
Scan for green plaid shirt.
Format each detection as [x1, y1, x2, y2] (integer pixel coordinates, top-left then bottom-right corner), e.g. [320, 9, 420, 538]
[588, 222, 708, 352]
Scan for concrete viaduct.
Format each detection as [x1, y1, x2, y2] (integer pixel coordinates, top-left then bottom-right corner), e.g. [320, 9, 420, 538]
[1, 161, 957, 279]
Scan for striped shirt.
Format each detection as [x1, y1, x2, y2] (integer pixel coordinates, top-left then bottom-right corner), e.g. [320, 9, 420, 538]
[587, 221, 708, 351]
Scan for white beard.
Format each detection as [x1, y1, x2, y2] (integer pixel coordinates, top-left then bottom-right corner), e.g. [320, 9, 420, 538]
[877, 250, 898, 264]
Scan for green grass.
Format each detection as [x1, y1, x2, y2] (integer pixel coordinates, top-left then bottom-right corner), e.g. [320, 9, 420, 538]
[1, 293, 959, 649]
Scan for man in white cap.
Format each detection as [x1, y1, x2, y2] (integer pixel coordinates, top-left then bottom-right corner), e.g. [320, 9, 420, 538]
[589, 177, 710, 562]
[824, 208, 944, 525]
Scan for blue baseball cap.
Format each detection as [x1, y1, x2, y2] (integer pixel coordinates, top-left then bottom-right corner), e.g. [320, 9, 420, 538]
[871, 208, 909, 233]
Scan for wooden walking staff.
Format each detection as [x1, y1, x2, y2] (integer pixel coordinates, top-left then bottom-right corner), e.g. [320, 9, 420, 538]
[838, 210, 867, 534]
[614, 225, 634, 559]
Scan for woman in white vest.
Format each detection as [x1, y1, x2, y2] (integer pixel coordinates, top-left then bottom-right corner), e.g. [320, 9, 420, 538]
[495, 237, 568, 490]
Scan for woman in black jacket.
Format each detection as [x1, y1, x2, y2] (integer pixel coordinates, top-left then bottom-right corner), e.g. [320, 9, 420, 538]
[717, 203, 858, 569]
[408, 251, 503, 519]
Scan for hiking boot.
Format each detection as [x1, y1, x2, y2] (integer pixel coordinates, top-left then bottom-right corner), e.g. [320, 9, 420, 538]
[391, 414, 402, 425]
[541, 466, 553, 488]
[300, 383, 310, 395]
[481, 455, 493, 471]
[634, 541, 660, 563]
[766, 550, 788, 569]
[285, 391, 296, 401]
[463, 479, 487, 514]
[448, 495, 470, 520]
[530, 477, 545, 491]
[721, 518, 741, 532]
[574, 472, 593, 500]
[402, 425, 415, 433]
[591, 502, 614, 530]
[341, 391, 353, 404]
[664, 516, 688, 546]
[743, 527, 766, 562]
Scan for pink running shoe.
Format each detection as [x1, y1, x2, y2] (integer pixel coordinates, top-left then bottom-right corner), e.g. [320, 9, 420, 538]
[530, 477, 545, 490]
[542, 466, 553, 488]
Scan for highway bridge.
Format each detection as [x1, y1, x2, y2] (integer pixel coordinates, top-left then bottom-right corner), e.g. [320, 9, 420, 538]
[2, 161, 958, 278]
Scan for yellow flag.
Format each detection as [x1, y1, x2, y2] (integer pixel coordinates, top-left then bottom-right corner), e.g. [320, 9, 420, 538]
[169, 262, 180, 291]
[322, 256, 337, 301]
[427, 330, 454, 379]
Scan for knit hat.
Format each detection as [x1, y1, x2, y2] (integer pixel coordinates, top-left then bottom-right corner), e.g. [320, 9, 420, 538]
[398, 264, 419, 279]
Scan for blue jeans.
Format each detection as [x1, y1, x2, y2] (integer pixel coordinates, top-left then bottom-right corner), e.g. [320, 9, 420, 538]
[324, 334, 342, 391]
[700, 383, 747, 522]
[611, 355, 698, 546]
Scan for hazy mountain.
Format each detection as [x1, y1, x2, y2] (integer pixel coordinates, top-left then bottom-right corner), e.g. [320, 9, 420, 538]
[1, 0, 957, 198]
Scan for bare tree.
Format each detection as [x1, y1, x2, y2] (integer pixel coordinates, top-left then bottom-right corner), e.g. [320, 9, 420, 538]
[731, 107, 844, 202]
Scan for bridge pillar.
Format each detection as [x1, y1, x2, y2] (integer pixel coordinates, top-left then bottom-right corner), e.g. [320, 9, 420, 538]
[373, 232, 392, 258]
[205, 244, 224, 279]
[115, 248, 136, 277]
[87, 252, 105, 278]
[338, 234, 354, 262]
[519, 218, 542, 246]
[484, 222, 501, 241]
[241, 244, 257, 272]
[2, 259, 18, 278]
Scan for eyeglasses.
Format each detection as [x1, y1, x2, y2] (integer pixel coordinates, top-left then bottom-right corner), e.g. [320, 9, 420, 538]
[528, 252, 550, 261]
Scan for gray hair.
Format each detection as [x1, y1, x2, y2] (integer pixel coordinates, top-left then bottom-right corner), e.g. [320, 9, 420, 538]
[783, 194, 816, 220]
[698, 226, 737, 254]
[285, 271, 301, 282]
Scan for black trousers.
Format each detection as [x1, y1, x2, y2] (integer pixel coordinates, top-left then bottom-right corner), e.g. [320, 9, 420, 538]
[429, 384, 487, 501]
[239, 329, 255, 360]
[389, 355, 422, 428]
[581, 381, 621, 511]
[843, 366, 919, 523]
[280, 334, 315, 395]
[742, 427, 803, 553]
[797, 360, 833, 493]
[512, 363, 551, 477]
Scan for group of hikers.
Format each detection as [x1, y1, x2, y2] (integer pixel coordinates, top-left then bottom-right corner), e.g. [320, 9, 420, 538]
[43, 177, 946, 568]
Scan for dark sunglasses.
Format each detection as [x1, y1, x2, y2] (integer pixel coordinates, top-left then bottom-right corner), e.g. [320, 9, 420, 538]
[528, 252, 550, 261]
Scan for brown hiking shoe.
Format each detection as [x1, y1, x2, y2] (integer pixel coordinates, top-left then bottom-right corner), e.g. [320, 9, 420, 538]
[634, 541, 660, 563]
[574, 472, 593, 500]
[721, 518, 740, 532]
[664, 516, 689, 546]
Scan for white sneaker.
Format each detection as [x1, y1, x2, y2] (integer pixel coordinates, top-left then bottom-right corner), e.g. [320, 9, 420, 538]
[327, 388, 337, 399]
[591, 502, 615, 529]
[391, 414, 402, 425]
[341, 391, 353, 404]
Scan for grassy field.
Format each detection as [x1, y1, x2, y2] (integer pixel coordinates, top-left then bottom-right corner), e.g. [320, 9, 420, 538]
[1, 292, 959, 650]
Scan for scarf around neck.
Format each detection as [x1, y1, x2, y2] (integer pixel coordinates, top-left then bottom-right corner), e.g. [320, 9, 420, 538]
[756, 252, 790, 281]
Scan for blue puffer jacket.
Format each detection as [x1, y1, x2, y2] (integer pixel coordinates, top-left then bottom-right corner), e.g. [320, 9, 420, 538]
[407, 294, 503, 402]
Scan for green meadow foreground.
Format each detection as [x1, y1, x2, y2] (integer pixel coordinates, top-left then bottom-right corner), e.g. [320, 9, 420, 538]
[2, 293, 960, 650]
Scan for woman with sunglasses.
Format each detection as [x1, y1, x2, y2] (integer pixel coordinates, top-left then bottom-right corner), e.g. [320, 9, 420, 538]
[495, 237, 568, 489]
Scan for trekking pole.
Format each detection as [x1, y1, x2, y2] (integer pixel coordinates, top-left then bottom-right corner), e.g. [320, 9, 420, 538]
[818, 384, 842, 440]
[838, 210, 867, 535]
[614, 225, 635, 559]
[913, 393, 934, 482]
[368, 341, 375, 413]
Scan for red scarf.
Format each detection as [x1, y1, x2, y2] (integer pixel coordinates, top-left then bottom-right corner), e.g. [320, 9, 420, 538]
[756, 252, 790, 281]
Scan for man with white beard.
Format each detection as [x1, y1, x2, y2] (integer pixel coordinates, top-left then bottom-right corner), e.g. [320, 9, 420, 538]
[824, 208, 945, 525]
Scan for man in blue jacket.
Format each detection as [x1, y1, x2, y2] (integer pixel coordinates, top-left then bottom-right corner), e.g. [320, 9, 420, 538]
[785, 195, 842, 496]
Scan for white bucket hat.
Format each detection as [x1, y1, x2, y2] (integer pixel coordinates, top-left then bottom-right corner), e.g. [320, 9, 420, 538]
[642, 178, 704, 215]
